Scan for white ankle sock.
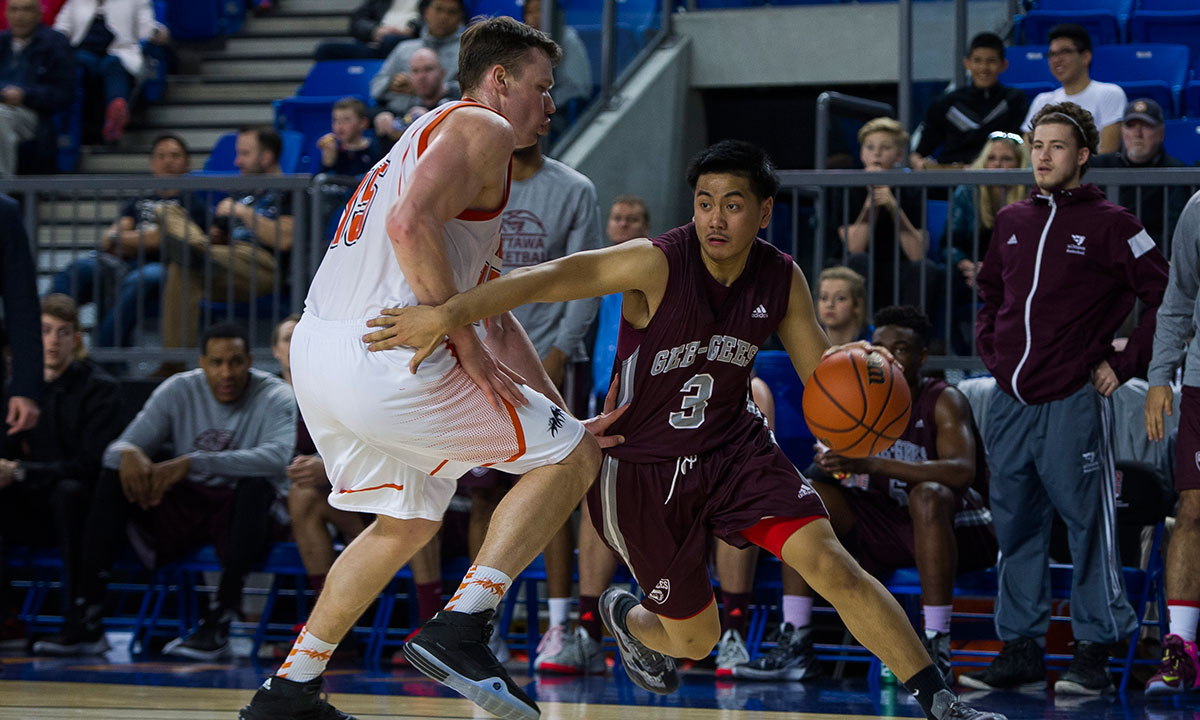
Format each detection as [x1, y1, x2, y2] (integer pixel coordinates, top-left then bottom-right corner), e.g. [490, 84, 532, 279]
[1168, 601, 1200, 643]
[548, 598, 570, 629]
[782, 595, 813, 629]
[445, 564, 511, 614]
[277, 626, 337, 683]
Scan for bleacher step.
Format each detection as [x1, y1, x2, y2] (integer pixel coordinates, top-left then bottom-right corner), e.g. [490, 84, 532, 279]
[38, 200, 122, 223]
[201, 58, 312, 79]
[165, 80, 301, 103]
[77, 148, 213, 174]
[209, 36, 323, 59]
[141, 103, 276, 128]
[270, 0, 360, 15]
[239, 15, 347, 36]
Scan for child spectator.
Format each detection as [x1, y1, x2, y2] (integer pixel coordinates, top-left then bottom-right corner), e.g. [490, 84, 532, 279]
[815, 266, 869, 345]
[316, 97, 381, 177]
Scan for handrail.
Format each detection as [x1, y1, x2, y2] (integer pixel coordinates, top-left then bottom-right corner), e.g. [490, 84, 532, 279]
[814, 92, 896, 172]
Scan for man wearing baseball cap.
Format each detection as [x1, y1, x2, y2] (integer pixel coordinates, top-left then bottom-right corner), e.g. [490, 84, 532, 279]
[1092, 98, 1189, 243]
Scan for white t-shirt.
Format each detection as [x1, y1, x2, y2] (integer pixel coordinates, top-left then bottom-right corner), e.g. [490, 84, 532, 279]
[1021, 80, 1127, 132]
[381, 0, 420, 30]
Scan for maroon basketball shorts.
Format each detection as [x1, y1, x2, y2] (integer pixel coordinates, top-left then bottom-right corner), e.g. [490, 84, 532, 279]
[836, 487, 998, 579]
[1174, 385, 1200, 492]
[586, 429, 828, 620]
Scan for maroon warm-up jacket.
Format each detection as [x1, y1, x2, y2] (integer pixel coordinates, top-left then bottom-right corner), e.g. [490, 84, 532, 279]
[975, 183, 1169, 406]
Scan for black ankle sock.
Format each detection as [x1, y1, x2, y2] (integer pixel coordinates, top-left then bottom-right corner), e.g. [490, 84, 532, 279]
[903, 664, 950, 718]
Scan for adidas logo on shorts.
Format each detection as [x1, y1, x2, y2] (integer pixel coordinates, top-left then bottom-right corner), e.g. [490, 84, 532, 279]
[751, 304, 768, 319]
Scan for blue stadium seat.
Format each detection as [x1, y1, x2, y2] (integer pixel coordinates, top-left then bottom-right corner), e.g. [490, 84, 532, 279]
[273, 97, 342, 164]
[162, 0, 224, 40]
[1091, 44, 1189, 118]
[1128, 9, 1200, 61]
[925, 199, 949, 262]
[201, 130, 307, 174]
[574, 24, 640, 94]
[1019, 0, 1132, 45]
[1186, 82, 1200, 120]
[1138, 0, 1197, 8]
[998, 45, 1055, 86]
[1008, 81, 1055, 107]
[1163, 119, 1200, 166]
[467, 0, 523, 17]
[296, 59, 383, 99]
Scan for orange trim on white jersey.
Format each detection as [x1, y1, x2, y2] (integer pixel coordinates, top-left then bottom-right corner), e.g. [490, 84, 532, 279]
[410, 99, 513, 221]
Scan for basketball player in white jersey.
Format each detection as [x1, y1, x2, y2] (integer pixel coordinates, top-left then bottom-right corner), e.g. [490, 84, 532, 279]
[239, 17, 607, 720]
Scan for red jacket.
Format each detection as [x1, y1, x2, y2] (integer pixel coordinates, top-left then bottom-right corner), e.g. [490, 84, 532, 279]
[976, 183, 1168, 405]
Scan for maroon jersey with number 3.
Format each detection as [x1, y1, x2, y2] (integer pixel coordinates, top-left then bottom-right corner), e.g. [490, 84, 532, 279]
[607, 223, 794, 463]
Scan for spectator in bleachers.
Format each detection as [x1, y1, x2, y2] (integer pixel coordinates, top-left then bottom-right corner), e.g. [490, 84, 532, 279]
[947, 131, 1029, 289]
[1090, 99, 1190, 246]
[816, 266, 868, 346]
[522, 0, 591, 116]
[0, 193, 41, 435]
[369, 0, 464, 120]
[967, 101, 1168, 695]
[1144, 189, 1200, 697]
[909, 32, 1028, 170]
[270, 315, 368, 597]
[1021, 24, 1124, 155]
[32, 322, 296, 660]
[158, 126, 294, 354]
[316, 97, 381, 177]
[832, 117, 934, 314]
[52, 133, 203, 347]
[313, 0, 422, 62]
[0, 295, 120, 625]
[736, 306, 996, 684]
[0, 0, 73, 176]
[372, 47, 455, 148]
[0, 0, 68, 30]
[53, 0, 168, 144]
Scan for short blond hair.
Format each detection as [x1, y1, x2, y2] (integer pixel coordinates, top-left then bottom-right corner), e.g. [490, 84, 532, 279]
[818, 266, 868, 331]
[857, 117, 909, 151]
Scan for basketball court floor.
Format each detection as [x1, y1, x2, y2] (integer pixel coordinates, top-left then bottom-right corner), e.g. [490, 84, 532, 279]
[2, 635, 1198, 720]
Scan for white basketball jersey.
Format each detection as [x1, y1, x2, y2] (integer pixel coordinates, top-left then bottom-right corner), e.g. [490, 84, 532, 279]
[304, 101, 511, 321]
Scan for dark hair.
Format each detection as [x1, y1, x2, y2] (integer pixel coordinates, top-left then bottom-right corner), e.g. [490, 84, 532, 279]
[457, 16, 561, 94]
[873, 305, 932, 349]
[238, 125, 283, 164]
[151, 133, 189, 155]
[418, 0, 465, 16]
[200, 321, 250, 354]
[271, 313, 302, 347]
[968, 32, 1005, 60]
[686, 140, 781, 201]
[1049, 23, 1092, 59]
[332, 97, 369, 120]
[1031, 101, 1099, 176]
[41, 293, 80, 332]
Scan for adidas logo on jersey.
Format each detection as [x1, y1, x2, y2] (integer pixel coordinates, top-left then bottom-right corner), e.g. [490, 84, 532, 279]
[751, 304, 768, 319]
[1006, 234, 1018, 245]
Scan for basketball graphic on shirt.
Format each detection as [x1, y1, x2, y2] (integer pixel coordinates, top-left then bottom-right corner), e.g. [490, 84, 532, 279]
[802, 348, 911, 458]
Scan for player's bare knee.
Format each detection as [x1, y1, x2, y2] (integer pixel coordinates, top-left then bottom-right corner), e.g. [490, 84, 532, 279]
[668, 622, 721, 660]
[1179, 489, 1200, 523]
[564, 433, 602, 491]
[907, 482, 955, 526]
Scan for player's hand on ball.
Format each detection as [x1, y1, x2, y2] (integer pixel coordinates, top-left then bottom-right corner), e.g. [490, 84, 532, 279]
[823, 340, 900, 370]
[363, 305, 449, 366]
[814, 448, 870, 475]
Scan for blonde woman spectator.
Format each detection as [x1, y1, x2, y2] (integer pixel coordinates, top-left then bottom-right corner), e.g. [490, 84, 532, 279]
[948, 131, 1030, 288]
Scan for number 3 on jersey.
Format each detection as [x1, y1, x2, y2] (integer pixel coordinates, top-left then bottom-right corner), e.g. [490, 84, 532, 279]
[330, 158, 390, 249]
[669, 373, 714, 429]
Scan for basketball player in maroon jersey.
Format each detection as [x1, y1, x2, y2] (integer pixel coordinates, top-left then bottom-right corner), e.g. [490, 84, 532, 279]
[364, 140, 1005, 720]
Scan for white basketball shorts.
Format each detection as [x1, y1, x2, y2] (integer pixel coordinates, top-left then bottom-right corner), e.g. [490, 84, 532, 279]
[290, 313, 587, 520]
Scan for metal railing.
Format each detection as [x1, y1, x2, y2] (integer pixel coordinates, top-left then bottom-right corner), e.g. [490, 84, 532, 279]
[7, 168, 1199, 372]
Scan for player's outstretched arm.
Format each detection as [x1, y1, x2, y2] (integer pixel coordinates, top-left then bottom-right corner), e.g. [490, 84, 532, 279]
[775, 264, 833, 383]
[364, 240, 667, 370]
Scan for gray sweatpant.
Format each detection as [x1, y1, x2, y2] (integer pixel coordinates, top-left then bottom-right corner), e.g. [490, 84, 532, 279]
[0, 104, 37, 176]
[984, 382, 1138, 644]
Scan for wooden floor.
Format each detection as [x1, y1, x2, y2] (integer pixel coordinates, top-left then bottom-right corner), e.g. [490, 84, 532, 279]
[0, 681, 887, 720]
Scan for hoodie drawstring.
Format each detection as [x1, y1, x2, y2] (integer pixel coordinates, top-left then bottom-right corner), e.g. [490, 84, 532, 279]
[666, 455, 696, 505]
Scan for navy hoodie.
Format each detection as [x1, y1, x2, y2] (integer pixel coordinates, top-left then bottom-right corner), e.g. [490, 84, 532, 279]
[976, 183, 1168, 405]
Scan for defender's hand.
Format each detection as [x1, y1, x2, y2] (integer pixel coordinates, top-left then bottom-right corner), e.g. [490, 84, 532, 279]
[1145, 384, 1174, 443]
[363, 305, 451, 366]
[582, 377, 627, 448]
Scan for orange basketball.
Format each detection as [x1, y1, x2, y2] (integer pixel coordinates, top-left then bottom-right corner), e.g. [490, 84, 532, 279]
[802, 348, 912, 458]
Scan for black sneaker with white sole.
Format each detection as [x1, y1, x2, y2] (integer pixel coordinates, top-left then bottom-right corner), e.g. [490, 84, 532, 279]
[32, 601, 109, 656]
[598, 587, 678, 694]
[958, 636, 1045, 691]
[733, 623, 820, 681]
[163, 608, 235, 661]
[1053, 640, 1113, 696]
[930, 688, 1010, 719]
[239, 675, 357, 720]
[402, 609, 540, 720]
